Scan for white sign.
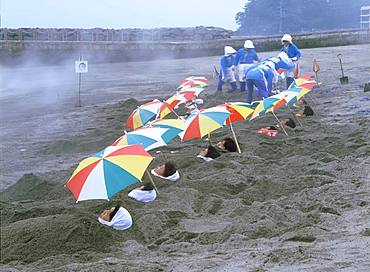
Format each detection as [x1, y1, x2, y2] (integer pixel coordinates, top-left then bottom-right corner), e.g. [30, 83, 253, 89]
[75, 61, 88, 73]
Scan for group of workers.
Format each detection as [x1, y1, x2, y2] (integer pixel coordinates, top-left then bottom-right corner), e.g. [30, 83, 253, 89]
[217, 34, 301, 104]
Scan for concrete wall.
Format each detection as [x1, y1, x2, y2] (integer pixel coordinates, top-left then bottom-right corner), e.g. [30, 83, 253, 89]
[0, 28, 369, 65]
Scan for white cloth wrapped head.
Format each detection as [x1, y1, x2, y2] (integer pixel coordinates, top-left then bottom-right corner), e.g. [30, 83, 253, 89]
[196, 155, 214, 162]
[98, 207, 132, 230]
[150, 169, 180, 182]
[128, 188, 157, 203]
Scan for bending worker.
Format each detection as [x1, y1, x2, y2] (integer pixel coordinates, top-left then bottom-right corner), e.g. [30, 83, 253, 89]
[245, 52, 294, 104]
[233, 40, 259, 92]
[280, 34, 301, 88]
[217, 46, 238, 93]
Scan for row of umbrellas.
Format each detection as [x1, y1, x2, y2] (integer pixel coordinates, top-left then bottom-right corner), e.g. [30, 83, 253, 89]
[65, 75, 318, 202]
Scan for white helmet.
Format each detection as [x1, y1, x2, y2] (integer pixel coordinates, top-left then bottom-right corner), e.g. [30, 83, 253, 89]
[277, 52, 291, 64]
[244, 40, 255, 49]
[224, 46, 236, 56]
[281, 34, 292, 44]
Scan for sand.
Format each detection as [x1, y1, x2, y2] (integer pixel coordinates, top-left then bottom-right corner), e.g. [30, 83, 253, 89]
[0, 44, 370, 271]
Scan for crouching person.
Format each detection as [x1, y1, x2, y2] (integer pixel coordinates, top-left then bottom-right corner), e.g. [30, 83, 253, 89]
[98, 205, 132, 230]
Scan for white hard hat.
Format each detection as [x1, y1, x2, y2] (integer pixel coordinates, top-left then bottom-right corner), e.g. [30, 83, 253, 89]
[281, 34, 292, 44]
[224, 46, 236, 56]
[277, 52, 291, 64]
[244, 40, 255, 49]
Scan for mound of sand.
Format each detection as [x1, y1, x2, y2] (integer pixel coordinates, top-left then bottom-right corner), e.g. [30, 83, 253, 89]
[1, 45, 369, 271]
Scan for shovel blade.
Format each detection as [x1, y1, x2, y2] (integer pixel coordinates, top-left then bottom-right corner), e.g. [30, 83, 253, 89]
[340, 76, 349, 84]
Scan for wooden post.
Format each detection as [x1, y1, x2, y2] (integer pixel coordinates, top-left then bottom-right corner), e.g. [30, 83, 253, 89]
[272, 111, 288, 136]
[146, 170, 159, 195]
[287, 104, 303, 127]
[228, 118, 241, 153]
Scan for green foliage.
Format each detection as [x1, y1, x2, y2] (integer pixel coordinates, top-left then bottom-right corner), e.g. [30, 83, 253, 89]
[236, 0, 370, 35]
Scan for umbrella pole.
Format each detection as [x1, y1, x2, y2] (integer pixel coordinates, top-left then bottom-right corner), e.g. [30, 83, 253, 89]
[272, 111, 289, 136]
[146, 170, 159, 195]
[229, 118, 241, 153]
[287, 104, 303, 127]
[208, 133, 212, 145]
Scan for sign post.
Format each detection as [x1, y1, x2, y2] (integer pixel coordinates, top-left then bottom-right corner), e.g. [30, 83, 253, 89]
[75, 56, 88, 107]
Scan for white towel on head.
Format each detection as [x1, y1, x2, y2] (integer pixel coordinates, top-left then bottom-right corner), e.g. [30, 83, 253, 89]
[98, 207, 132, 230]
[197, 155, 214, 162]
[128, 188, 157, 203]
[150, 169, 180, 182]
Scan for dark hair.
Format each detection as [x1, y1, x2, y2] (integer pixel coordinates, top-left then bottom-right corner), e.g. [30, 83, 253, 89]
[141, 184, 154, 191]
[205, 145, 221, 159]
[223, 137, 237, 152]
[163, 162, 176, 177]
[268, 126, 278, 130]
[286, 118, 296, 128]
[109, 205, 120, 222]
[303, 106, 314, 116]
[300, 99, 308, 105]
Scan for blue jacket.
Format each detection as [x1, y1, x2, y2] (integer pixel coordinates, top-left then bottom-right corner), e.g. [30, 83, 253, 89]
[246, 64, 275, 92]
[220, 55, 234, 75]
[280, 43, 301, 60]
[233, 48, 259, 65]
[273, 58, 295, 71]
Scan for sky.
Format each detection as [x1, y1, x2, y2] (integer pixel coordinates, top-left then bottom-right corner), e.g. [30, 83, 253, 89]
[1, 0, 247, 30]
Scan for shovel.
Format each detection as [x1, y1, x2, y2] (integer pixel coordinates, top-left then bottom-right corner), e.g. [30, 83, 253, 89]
[337, 54, 348, 84]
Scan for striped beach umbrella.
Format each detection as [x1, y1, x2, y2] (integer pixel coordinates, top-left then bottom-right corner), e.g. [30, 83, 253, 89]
[126, 100, 163, 130]
[180, 106, 230, 141]
[250, 95, 283, 120]
[112, 126, 171, 151]
[149, 118, 185, 141]
[217, 102, 255, 125]
[65, 145, 153, 202]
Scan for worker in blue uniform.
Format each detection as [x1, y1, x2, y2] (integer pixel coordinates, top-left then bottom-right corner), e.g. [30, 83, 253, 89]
[233, 40, 259, 92]
[280, 34, 301, 89]
[217, 46, 238, 92]
[245, 52, 295, 103]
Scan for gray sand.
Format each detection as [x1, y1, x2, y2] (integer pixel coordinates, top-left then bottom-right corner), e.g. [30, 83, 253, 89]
[1, 44, 370, 271]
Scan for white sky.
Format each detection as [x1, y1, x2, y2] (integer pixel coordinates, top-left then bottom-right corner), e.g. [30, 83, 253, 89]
[1, 0, 247, 30]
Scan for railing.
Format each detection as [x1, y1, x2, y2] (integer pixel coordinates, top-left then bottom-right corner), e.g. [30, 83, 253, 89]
[0, 28, 166, 42]
[1, 28, 369, 43]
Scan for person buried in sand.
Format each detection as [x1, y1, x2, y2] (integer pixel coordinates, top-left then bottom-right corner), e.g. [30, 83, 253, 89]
[128, 183, 156, 203]
[98, 205, 132, 230]
[150, 161, 180, 182]
[258, 118, 296, 137]
[296, 105, 314, 117]
[197, 145, 221, 161]
[216, 137, 237, 153]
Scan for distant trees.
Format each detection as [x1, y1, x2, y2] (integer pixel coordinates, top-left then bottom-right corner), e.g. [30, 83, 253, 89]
[235, 0, 370, 35]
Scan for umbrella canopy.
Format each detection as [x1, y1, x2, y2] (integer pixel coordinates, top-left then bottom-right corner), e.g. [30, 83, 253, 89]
[66, 144, 153, 202]
[290, 76, 317, 90]
[183, 76, 208, 83]
[178, 86, 205, 95]
[126, 100, 163, 130]
[178, 79, 208, 90]
[112, 126, 171, 151]
[217, 102, 255, 125]
[149, 118, 185, 141]
[180, 106, 230, 141]
[250, 95, 284, 120]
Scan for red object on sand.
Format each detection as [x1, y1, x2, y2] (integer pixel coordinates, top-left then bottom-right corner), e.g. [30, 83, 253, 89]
[257, 128, 278, 137]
